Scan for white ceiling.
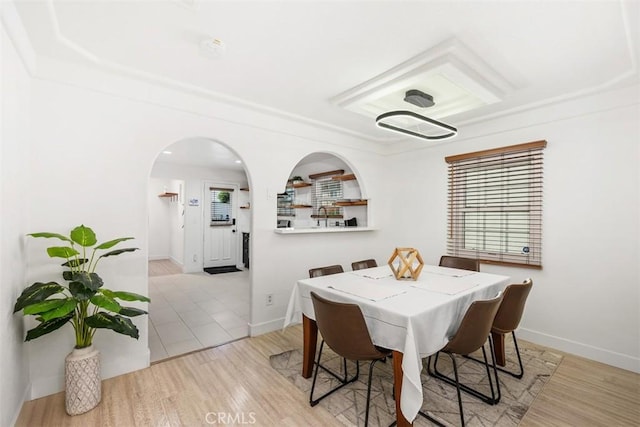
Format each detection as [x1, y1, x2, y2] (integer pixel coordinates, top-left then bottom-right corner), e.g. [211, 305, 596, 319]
[11, 0, 640, 168]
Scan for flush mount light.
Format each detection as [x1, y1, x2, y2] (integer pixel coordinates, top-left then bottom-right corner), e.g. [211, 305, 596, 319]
[162, 150, 172, 154]
[234, 160, 242, 164]
[375, 90, 457, 141]
[376, 110, 457, 141]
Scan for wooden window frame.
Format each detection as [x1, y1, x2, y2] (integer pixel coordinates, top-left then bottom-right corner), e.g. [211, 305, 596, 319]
[445, 140, 546, 269]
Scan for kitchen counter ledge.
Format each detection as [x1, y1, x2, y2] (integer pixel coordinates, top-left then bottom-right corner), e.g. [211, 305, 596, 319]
[273, 227, 376, 234]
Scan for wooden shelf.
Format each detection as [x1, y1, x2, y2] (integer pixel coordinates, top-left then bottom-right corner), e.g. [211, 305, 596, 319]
[332, 173, 356, 181]
[291, 204, 312, 208]
[158, 192, 179, 201]
[240, 206, 250, 209]
[308, 169, 345, 180]
[334, 200, 367, 206]
[292, 182, 312, 188]
[240, 187, 249, 191]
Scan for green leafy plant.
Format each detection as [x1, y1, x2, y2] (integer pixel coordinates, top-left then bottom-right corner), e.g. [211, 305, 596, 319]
[217, 191, 230, 204]
[13, 225, 149, 349]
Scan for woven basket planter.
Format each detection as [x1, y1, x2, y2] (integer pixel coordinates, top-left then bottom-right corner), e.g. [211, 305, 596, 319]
[65, 345, 101, 415]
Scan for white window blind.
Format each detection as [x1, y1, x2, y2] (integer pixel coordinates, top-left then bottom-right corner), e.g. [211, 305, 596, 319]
[312, 176, 343, 218]
[445, 140, 546, 268]
[210, 187, 233, 225]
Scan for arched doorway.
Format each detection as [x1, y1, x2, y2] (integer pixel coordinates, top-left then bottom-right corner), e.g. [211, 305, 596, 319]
[147, 137, 251, 362]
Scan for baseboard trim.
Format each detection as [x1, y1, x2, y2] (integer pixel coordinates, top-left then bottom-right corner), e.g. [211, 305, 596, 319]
[29, 349, 150, 399]
[148, 255, 168, 261]
[518, 327, 640, 373]
[249, 317, 285, 336]
[10, 382, 31, 426]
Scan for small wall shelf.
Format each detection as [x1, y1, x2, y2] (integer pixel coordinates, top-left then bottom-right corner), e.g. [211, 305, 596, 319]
[334, 200, 367, 206]
[332, 173, 356, 181]
[158, 192, 179, 201]
[292, 182, 312, 188]
[291, 204, 313, 208]
[240, 187, 250, 191]
[240, 206, 250, 209]
[308, 169, 345, 180]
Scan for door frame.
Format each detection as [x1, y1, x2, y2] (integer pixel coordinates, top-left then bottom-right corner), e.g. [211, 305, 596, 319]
[203, 181, 240, 268]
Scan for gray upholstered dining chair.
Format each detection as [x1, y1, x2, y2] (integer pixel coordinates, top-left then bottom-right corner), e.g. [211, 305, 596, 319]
[309, 292, 391, 427]
[439, 255, 480, 272]
[351, 259, 377, 271]
[308, 264, 344, 278]
[426, 293, 503, 426]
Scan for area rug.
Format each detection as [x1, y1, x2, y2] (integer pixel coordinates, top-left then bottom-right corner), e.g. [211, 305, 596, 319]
[270, 337, 562, 427]
[203, 266, 242, 274]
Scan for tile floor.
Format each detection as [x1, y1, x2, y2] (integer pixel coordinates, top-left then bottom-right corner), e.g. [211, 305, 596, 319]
[148, 266, 250, 362]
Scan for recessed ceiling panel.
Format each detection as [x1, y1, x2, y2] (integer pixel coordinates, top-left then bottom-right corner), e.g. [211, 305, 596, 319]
[332, 38, 516, 120]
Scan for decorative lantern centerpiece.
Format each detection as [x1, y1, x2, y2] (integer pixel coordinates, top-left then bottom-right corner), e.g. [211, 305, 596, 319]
[388, 247, 424, 280]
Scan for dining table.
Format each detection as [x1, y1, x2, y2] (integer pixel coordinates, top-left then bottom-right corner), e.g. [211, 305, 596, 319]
[283, 264, 511, 426]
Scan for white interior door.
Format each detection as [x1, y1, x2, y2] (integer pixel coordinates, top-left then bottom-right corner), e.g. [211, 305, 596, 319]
[203, 184, 238, 268]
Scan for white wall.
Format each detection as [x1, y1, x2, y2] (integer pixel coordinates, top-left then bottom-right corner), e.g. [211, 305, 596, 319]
[148, 177, 172, 259]
[19, 55, 390, 399]
[0, 13, 32, 426]
[386, 85, 640, 372]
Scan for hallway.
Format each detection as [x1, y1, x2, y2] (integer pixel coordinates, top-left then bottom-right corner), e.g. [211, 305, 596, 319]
[148, 260, 250, 362]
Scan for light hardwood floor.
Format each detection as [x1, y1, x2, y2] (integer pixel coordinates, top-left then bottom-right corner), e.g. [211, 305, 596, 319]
[16, 325, 640, 426]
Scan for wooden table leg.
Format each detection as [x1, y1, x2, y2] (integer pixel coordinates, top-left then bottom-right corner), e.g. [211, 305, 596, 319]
[392, 350, 413, 427]
[302, 314, 318, 378]
[491, 332, 506, 367]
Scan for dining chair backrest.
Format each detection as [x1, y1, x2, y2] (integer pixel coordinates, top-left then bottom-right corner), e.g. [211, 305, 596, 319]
[351, 259, 378, 271]
[443, 293, 503, 356]
[439, 255, 480, 272]
[308, 264, 344, 278]
[310, 292, 387, 360]
[492, 278, 533, 334]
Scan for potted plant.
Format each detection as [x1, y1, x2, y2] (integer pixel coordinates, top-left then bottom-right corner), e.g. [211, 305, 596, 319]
[290, 175, 304, 184]
[13, 225, 149, 415]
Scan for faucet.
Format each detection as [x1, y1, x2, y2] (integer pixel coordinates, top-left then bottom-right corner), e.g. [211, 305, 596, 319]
[317, 206, 328, 227]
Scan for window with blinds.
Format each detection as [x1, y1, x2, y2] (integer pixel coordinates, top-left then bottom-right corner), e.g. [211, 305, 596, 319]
[210, 187, 233, 226]
[445, 140, 546, 268]
[312, 177, 343, 217]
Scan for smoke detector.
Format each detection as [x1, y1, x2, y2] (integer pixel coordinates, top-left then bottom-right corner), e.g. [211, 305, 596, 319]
[199, 38, 226, 59]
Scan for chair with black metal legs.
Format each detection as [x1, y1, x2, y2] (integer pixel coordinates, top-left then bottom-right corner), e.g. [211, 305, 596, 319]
[351, 259, 378, 271]
[308, 292, 391, 426]
[425, 293, 503, 427]
[466, 278, 533, 380]
[438, 255, 480, 272]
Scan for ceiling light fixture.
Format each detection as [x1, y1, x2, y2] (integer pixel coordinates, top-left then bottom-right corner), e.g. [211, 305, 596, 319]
[375, 90, 457, 141]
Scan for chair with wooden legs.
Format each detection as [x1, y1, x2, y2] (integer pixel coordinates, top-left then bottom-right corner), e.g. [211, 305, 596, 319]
[351, 259, 377, 271]
[438, 255, 480, 272]
[426, 293, 503, 426]
[308, 292, 391, 427]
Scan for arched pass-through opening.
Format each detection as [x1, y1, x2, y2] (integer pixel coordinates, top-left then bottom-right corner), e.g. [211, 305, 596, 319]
[147, 137, 252, 362]
[276, 152, 369, 231]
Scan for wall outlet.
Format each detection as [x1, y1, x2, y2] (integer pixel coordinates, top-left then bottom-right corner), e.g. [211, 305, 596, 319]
[266, 294, 274, 306]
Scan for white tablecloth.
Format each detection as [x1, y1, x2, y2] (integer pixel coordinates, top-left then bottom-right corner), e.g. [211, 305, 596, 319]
[283, 265, 510, 422]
